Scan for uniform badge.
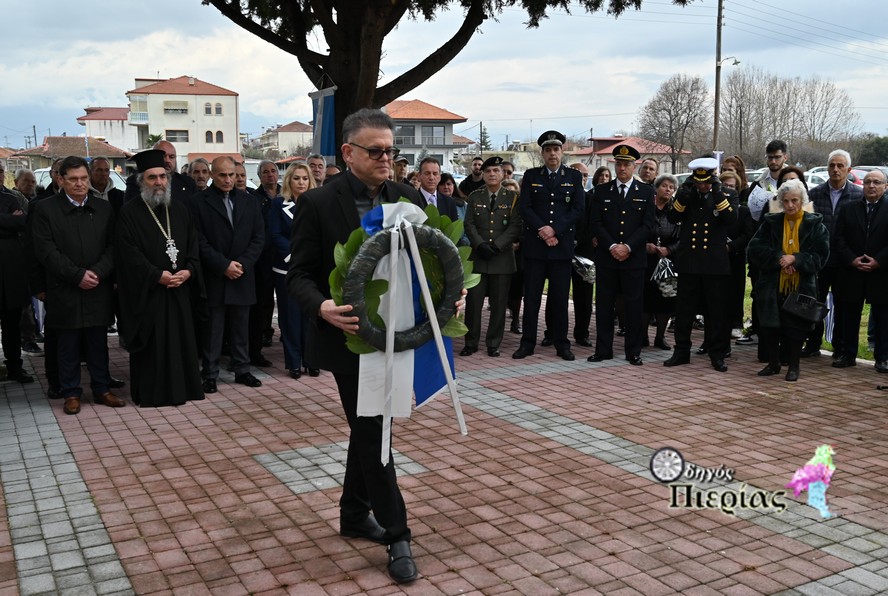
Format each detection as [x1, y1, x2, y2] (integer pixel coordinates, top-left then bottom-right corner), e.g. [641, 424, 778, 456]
[565, 196, 571, 203]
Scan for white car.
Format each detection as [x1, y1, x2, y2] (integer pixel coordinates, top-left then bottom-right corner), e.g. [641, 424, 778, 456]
[34, 167, 127, 194]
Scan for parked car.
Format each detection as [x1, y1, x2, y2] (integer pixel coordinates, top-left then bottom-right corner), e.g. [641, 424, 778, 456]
[807, 166, 828, 175]
[805, 172, 828, 187]
[854, 165, 888, 179]
[34, 167, 127, 194]
[849, 170, 866, 186]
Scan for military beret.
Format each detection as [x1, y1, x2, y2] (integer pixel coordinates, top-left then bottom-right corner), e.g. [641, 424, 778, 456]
[481, 156, 503, 170]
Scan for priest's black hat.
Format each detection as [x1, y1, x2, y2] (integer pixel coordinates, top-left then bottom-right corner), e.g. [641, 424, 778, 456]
[133, 149, 167, 172]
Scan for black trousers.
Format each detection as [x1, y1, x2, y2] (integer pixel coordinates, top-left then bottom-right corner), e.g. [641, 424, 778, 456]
[521, 258, 571, 352]
[1, 307, 23, 372]
[203, 305, 250, 378]
[571, 270, 594, 342]
[333, 372, 410, 544]
[673, 273, 730, 360]
[836, 299, 888, 362]
[56, 326, 110, 399]
[727, 253, 746, 329]
[249, 279, 275, 357]
[595, 266, 644, 358]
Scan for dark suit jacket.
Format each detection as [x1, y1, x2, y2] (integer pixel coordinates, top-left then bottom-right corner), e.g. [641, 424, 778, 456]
[519, 165, 585, 260]
[590, 179, 656, 270]
[809, 180, 863, 267]
[433, 192, 458, 221]
[126, 171, 196, 204]
[0, 191, 29, 308]
[833, 195, 888, 304]
[188, 186, 265, 307]
[287, 172, 422, 374]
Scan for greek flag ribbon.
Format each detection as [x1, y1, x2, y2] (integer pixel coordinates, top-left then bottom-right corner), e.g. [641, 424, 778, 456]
[356, 203, 466, 464]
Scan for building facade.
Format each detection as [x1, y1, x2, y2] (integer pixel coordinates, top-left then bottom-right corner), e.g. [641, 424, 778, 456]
[384, 100, 469, 171]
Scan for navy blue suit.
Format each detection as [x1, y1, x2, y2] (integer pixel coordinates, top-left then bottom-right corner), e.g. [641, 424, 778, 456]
[518, 166, 585, 353]
[590, 179, 656, 359]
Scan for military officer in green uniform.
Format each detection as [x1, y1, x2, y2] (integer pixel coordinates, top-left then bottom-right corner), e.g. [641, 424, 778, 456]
[664, 158, 739, 372]
[461, 156, 523, 357]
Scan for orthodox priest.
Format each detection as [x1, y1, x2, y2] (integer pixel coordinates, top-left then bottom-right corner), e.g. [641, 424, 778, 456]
[115, 149, 204, 406]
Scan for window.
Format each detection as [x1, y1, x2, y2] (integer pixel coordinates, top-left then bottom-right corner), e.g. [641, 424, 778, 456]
[394, 125, 415, 146]
[204, 102, 212, 115]
[165, 130, 189, 143]
[206, 131, 213, 143]
[215, 103, 223, 115]
[163, 101, 188, 115]
[215, 131, 224, 144]
[421, 125, 444, 145]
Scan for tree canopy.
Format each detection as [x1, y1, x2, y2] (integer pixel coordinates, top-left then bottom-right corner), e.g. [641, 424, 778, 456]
[204, 0, 690, 160]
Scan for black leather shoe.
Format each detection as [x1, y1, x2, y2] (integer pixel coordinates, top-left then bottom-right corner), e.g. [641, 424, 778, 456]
[460, 346, 477, 356]
[757, 364, 781, 376]
[512, 347, 533, 359]
[8, 370, 34, 383]
[202, 379, 218, 394]
[587, 353, 613, 363]
[307, 368, 320, 377]
[712, 359, 728, 372]
[653, 338, 671, 350]
[876, 361, 888, 373]
[289, 369, 302, 380]
[557, 349, 575, 361]
[250, 355, 273, 367]
[540, 337, 553, 347]
[340, 514, 387, 544]
[831, 355, 856, 368]
[234, 372, 262, 387]
[696, 346, 708, 355]
[487, 348, 500, 357]
[510, 322, 522, 334]
[575, 338, 593, 347]
[47, 386, 62, 399]
[628, 356, 643, 366]
[801, 344, 821, 357]
[785, 368, 799, 382]
[663, 353, 690, 367]
[387, 540, 418, 584]
[109, 376, 126, 388]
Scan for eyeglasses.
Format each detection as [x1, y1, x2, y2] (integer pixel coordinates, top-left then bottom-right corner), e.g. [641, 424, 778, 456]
[863, 179, 887, 186]
[348, 143, 400, 161]
[503, 170, 513, 175]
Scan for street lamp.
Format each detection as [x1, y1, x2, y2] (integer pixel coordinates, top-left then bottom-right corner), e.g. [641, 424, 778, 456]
[712, 55, 740, 151]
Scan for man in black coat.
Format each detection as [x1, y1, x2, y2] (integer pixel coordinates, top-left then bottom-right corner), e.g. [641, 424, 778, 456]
[416, 157, 459, 220]
[125, 140, 196, 204]
[513, 130, 585, 361]
[89, 157, 125, 214]
[288, 108, 425, 585]
[664, 159, 739, 372]
[832, 169, 888, 370]
[0, 187, 33, 383]
[30, 156, 122, 414]
[248, 160, 281, 366]
[188, 156, 265, 393]
[588, 145, 656, 365]
[804, 149, 863, 357]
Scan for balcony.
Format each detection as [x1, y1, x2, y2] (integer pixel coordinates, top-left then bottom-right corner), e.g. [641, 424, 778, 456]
[129, 112, 149, 125]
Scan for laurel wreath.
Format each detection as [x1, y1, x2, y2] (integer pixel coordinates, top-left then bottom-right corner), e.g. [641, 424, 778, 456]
[329, 201, 481, 354]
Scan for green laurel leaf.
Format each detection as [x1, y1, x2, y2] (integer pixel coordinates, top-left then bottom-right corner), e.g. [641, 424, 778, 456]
[463, 272, 481, 290]
[345, 333, 376, 354]
[445, 219, 464, 245]
[441, 316, 469, 337]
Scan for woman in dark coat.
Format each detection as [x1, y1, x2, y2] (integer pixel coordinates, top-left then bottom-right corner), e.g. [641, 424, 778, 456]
[643, 174, 680, 349]
[747, 179, 829, 381]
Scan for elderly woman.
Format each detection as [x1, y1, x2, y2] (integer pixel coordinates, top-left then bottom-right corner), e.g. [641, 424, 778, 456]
[643, 174, 680, 349]
[747, 179, 829, 381]
[269, 163, 319, 379]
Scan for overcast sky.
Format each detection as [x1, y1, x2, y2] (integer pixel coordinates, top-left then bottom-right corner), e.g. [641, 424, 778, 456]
[2, 0, 886, 152]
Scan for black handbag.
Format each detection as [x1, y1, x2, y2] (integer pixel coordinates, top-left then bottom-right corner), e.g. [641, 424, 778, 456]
[781, 292, 829, 323]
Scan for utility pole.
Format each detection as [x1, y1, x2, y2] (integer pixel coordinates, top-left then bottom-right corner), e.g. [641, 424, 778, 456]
[712, 0, 724, 151]
[33, 125, 38, 147]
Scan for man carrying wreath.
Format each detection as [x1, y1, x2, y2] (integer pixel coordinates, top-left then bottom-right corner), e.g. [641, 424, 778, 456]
[287, 108, 427, 584]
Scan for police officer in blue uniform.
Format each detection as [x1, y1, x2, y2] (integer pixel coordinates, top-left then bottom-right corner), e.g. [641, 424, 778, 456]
[513, 130, 585, 361]
[664, 158, 739, 372]
[588, 144, 656, 365]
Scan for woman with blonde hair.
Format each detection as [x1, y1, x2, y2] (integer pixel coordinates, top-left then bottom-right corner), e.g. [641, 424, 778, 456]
[269, 163, 319, 379]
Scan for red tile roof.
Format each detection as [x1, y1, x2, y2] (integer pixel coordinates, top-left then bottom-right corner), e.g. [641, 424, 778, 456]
[127, 76, 237, 96]
[13, 136, 132, 158]
[275, 155, 307, 164]
[77, 107, 129, 122]
[452, 134, 474, 145]
[271, 121, 312, 133]
[571, 136, 689, 156]
[384, 100, 466, 122]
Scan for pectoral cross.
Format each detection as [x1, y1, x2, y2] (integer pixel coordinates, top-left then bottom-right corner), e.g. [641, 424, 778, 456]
[166, 239, 179, 270]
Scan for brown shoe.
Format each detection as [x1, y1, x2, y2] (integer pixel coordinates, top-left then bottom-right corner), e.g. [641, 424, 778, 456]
[95, 392, 125, 407]
[64, 397, 81, 415]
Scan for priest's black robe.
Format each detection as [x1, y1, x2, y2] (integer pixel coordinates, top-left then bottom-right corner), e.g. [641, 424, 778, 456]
[115, 198, 204, 406]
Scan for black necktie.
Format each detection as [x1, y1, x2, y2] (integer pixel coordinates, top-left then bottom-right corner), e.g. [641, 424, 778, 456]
[548, 171, 556, 182]
[867, 202, 876, 229]
[619, 184, 627, 199]
[490, 192, 497, 211]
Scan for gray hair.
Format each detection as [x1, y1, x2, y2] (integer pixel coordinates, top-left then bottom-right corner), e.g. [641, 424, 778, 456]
[776, 178, 809, 205]
[89, 157, 111, 171]
[191, 157, 211, 170]
[654, 173, 678, 189]
[14, 168, 33, 181]
[827, 149, 851, 168]
[307, 153, 326, 165]
[257, 159, 277, 173]
[341, 108, 394, 143]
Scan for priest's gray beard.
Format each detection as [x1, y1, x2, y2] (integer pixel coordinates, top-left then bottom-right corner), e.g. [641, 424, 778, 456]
[141, 183, 172, 209]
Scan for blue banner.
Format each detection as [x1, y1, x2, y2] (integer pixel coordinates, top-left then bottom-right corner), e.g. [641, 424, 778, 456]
[309, 87, 337, 160]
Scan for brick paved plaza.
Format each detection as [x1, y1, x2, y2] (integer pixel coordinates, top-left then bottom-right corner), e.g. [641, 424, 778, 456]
[1, 306, 888, 595]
